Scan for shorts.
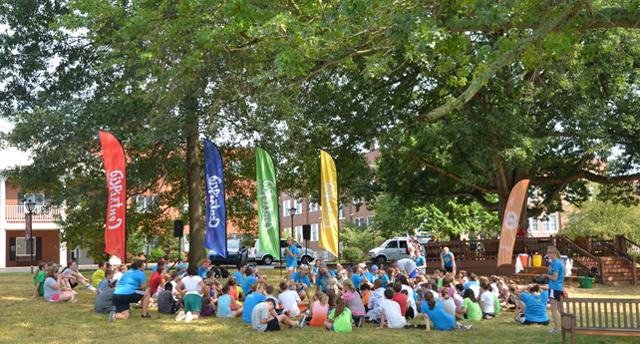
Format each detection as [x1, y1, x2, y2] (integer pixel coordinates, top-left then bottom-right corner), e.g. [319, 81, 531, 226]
[408, 270, 417, 279]
[112, 292, 144, 313]
[184, 294, 203, 313]
[265, 317, 280, 332]
[444, 266, 453, 273]
[286, 308, 301, 317]
[329, 324, 335, 332]
[286, 266, 297, 272]
[549, 290, 563, 301]
[523, 319, 549, 326]
[49, 292, 63, 302]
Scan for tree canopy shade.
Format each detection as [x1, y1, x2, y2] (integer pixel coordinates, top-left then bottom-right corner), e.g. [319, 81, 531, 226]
[2, 0, 640, 259]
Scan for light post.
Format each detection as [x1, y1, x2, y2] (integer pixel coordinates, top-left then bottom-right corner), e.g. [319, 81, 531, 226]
[288, 206, 297, 240]
[25, 200, 36, 273]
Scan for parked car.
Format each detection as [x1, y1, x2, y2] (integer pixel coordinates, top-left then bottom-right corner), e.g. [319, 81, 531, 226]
[249, 239, 316, 265]
[368, 236, 418, 263]
[208, 239, 249, 266]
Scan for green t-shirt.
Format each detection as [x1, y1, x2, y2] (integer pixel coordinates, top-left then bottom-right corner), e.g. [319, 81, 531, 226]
[91, 269, 105, 288]
[462, 297, 482, 321]
[34, 271, 46, 296]
[437, 278, 443, 289]
[329, 307, 352, 333]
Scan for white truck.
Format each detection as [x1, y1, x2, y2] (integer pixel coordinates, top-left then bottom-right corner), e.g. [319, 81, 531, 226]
[249, 239, 316, 265]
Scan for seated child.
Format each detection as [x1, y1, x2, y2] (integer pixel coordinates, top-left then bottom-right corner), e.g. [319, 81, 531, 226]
[158, 282, 178, 314]
[479, 281, 496, 319]
[457, 289, 482, 321]
[324, 298, 352, 333]
[308, 292, 329, 327]
[516, 284, 549, 326]
[217, 285, 243, 318]
[94, 280, 116, 313]
[379, 288, 407, 329]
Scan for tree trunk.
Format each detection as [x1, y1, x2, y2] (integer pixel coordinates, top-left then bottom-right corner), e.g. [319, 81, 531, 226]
[184, 96, 206, 265]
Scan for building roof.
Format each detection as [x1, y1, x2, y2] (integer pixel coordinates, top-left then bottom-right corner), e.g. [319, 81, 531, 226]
[0, 119, 31, 172]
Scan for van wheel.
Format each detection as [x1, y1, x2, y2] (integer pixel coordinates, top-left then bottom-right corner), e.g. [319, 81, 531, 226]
[262, 255, 273, 265]
[375, 255, 387, 264]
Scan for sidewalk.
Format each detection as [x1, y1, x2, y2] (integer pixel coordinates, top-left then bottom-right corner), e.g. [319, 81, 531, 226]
[0, 264, 99, 273]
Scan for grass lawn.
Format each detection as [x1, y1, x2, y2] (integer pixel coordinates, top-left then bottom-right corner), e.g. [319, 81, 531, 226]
[0, 270, 638, 344]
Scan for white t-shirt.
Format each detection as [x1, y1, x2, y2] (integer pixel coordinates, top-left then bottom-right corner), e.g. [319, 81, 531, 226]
[380, 299, 407, 328]
[278, 290, 301, 316]
[401, 284, 417, 316]
[397, 259, 417, 275]
[468, 284, 481, 299]
[441, 297, 456, 318]
[182, 275, 203, 296]
[113, 271, 123, 282]
[480, 290, 495, 314]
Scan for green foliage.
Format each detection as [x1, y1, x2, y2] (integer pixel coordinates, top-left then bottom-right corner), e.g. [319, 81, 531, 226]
[340, 223, 377, 254]
[341, 247, 364, 264]
[371, 194, 499, 241]
[563, 200, 640, 243]
[149, 248, 166, 263]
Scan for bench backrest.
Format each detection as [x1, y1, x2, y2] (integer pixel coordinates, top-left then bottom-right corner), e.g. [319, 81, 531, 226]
[562, 298, 640, 330]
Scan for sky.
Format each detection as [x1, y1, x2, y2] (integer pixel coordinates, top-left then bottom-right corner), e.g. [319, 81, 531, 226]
[0, 118, 31, 172]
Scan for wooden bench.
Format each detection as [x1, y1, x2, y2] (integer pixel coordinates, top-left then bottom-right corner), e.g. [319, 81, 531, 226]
[561, 297, 640, 344]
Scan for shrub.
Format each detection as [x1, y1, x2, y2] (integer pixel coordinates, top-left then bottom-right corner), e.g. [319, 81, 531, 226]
[149, 247, 166, 262]
[341, 246, 364, 263]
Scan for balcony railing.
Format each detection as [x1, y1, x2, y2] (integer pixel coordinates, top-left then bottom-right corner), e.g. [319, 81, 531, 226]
[4, 205, 62, 223]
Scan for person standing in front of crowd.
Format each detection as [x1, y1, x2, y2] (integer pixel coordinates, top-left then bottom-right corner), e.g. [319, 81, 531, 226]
[285, 237, 299, 280]
[440, 247, 456, 275]
[545, 246, 565, 334]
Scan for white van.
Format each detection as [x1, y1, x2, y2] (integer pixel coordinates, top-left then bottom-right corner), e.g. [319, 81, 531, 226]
[367, 236, 427, 263]
[249, 239, 316, 265]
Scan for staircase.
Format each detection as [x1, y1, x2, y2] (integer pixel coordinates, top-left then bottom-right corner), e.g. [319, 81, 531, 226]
[600, 256, 636, 284]
[566, 235, 639, 285]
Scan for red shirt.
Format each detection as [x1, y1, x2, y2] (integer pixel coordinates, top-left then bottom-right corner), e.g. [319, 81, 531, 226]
[149, 271, 162, 295]
[392, 293, 407, 316]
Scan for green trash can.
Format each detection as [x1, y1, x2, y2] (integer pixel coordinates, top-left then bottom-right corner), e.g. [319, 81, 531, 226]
[578, 276, 593, 289]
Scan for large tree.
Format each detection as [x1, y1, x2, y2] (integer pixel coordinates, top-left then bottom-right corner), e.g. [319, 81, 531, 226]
[242, 0, 640, 224]
[0, 1, 283, 262]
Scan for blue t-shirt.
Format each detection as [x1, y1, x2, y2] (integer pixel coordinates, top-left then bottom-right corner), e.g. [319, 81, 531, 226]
[242, 292, 266, 323]
[463, 281, 479, 292]
[379, 274, 390, 288]
[442, 252, 453, 267]
[285, 245, 298, 268]
[217, 294, 233, 318]
[365, 271, 376, 283]
[351, 273, 364, 289]
[549, 258, 565, 291]
[198, 266, 209, 279]
[421, 300, 456, 331]
[97, 278, 108, 292]
[316, 274, 331, 292]
[520, 292, 549, 323]
[292, 272, 311, 287]
[242, 275, 258, 295]
[415, 255, 426, 269]
[114, 270, 146, 295]
[233, 271, 244, 285]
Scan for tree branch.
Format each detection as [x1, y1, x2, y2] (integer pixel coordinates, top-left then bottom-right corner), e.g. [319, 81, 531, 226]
[413, 156, 493, 194]
[419, 1, 585, 121]
[532, 170, 640, 185]
[444, 7, 640, 33]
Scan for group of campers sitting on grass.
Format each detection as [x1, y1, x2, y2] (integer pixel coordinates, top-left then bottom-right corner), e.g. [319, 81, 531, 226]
[33, 244, 566, 335]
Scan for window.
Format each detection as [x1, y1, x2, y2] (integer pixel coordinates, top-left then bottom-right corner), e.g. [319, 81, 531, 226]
[283, 227, 292, 237]
[399, 240, 408, 249]
[367, 216, 374, 226]
[548, 214, 558, 232]
[386, 240, 398, 249]
[528, 218, 539, 232]
[283, 200, 291, 216]
[294, 199, 303, 215]
[338, 205, 345, 219]
[354, 217, 365, 228]
[134, 195, 157, 213]
[311, 223, 319, 242]
[308, 202, 320, 213]
[15, 237, 36, 256]
[352, 197, 363, 205]
[295, 226, 303, 242]
[18, 192, 47, 210]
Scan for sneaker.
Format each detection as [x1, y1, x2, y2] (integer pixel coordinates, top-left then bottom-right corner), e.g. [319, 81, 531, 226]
[86, 285, 97, 292]
[108, 311, 116, 322]
[357, 317, 364, 328]
[298, 317, 306, 328]
[548, 328, 561, 335]
[185, 311, 193, 323]
[175, 310, 186, 321]
[72, 290, 78, 295]
[458, 324, 472, 331]
[141, 313, 151, 319]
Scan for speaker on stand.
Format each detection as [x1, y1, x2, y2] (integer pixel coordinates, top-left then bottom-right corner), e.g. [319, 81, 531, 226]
[302, 224, 311, 260]
[174, 220, 184, 261]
